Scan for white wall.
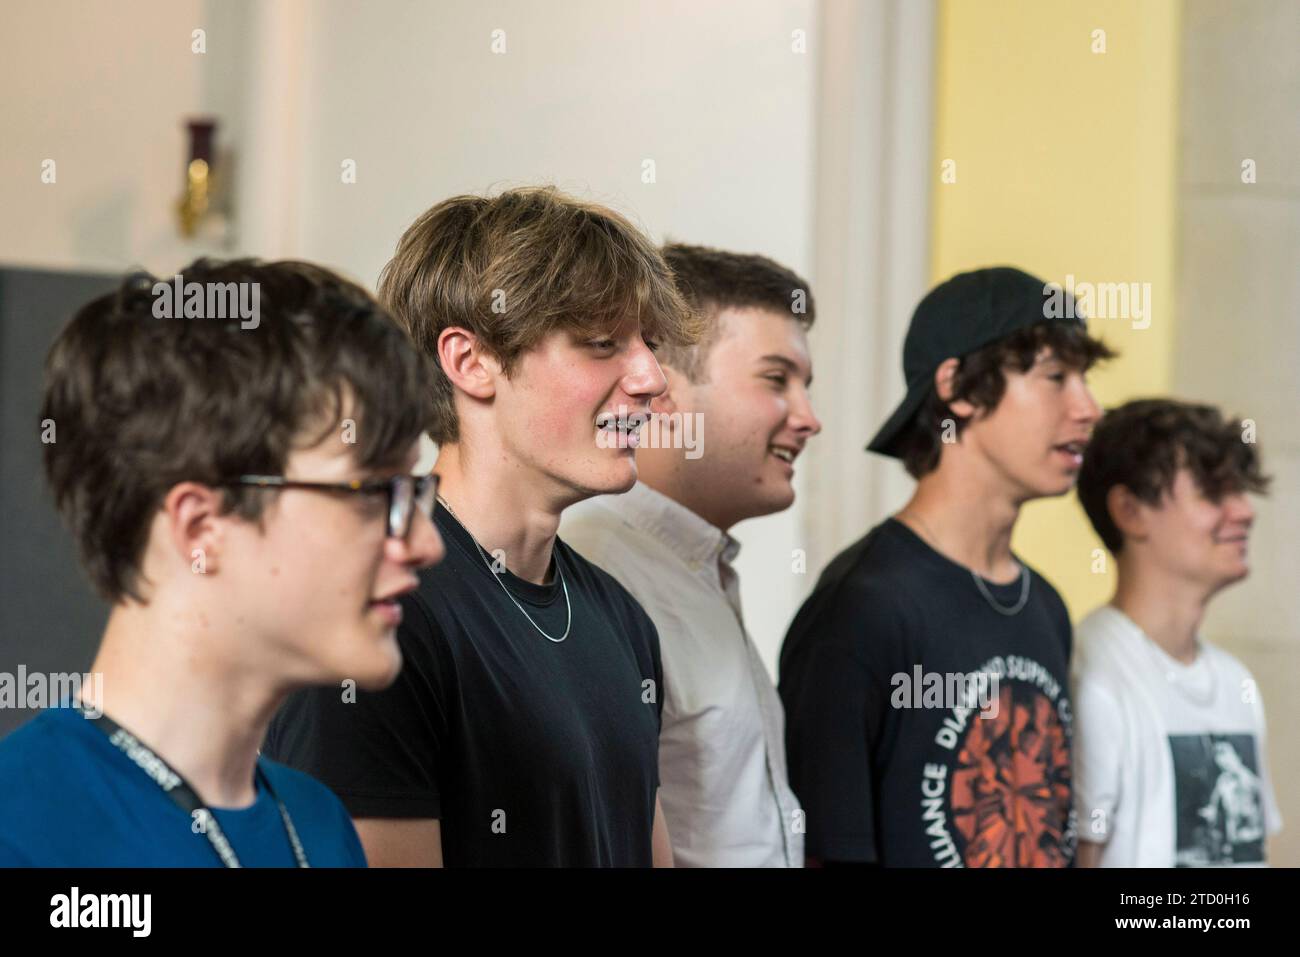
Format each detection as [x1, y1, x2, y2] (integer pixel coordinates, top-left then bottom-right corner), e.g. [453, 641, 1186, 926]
[287, 0, 820, 670]
[0, 0, 252, 273]
[0, 0, 836, 672]
[1175, 0, 1300, 866]
[0, 0, 941, 676]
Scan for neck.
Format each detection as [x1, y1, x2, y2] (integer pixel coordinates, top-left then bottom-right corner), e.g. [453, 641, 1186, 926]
[1112, 555, 1209, 664]
[82, 601, 287, 809]
[897, 464, 1023, 582]
[434, 442, 563, 584]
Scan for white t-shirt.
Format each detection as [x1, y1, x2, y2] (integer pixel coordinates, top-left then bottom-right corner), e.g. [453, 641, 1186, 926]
[1072, 605, 1282, 867]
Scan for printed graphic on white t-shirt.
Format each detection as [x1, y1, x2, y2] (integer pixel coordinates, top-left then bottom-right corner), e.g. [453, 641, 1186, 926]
[1071, 605, 1282, 867]
[1170, 733, 1266, 866]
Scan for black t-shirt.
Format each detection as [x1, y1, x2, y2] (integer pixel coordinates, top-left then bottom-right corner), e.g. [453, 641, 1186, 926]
[264, 502, 664, 867]
[778, 518, 1076, 868]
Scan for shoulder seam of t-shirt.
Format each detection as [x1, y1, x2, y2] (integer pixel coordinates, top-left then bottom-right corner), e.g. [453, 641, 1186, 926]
[1074, 617, 1141, 695]
[1073, 667, 1124, 711]
[818, 546, 925, 657]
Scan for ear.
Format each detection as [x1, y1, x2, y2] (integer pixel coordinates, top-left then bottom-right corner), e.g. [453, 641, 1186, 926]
[438, 326, 498, 400]
[1106, 484, 1149, 547]
[161, 481, 226, 579]
[933, 358, 975, 418]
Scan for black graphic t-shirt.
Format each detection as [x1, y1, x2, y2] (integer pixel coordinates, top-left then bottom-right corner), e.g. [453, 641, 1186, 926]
[264, 502, 664, 867]
[778, 518, 1076, 867]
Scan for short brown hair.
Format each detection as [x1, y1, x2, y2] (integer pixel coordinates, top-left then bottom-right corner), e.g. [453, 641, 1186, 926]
[41, 258, 434, 603]
[896, 321, 1115, 478]
[1077, 399, 1271, 554]
[378, 187, 701, 443]
[658, 242, 814, 382]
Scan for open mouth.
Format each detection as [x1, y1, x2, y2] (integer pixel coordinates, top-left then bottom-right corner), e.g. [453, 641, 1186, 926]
[367, 598, 403, 627]
[596, 411, 648, 448]
[368, 579, 418, 626]
[770, 445, 798, 466]
[1053, 440, 1086, 468]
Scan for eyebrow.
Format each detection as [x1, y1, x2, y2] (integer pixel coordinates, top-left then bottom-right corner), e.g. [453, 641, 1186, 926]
[758, 354, 813, 386]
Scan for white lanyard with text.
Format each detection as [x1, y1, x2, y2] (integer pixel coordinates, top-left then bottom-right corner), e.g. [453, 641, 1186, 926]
[74, 703, 309, 868]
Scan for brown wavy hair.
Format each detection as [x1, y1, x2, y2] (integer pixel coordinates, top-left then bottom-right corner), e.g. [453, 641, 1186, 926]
[378, 186, 703, 444]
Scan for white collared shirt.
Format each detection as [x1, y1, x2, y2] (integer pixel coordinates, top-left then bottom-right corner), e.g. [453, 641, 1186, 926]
[561, 482, 804, 867]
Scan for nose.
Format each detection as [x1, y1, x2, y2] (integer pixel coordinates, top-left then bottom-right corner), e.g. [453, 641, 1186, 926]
[1073, 378, 1103, 426]
[623, 338, 668, 401]
[1224, 491, 1255, 526]
[388, 507, 444, 569]
[790, 384, 822, 437]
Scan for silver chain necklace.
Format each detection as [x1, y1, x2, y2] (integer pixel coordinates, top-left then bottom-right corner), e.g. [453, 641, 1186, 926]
[900, 511, 1030, 616]
[437, 495, 572, 643]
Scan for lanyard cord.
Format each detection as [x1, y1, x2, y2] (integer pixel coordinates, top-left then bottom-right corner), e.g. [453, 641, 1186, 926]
[73, 703, 309, 868]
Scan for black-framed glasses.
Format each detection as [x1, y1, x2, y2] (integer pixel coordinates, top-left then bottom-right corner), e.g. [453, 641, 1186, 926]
[221, 473, 439, 539]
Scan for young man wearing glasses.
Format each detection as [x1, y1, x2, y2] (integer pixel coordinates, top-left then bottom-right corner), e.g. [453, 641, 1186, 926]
[265, 187, 701, 866]
[0, 259, 444, 866]
[779, 267, 1113, 867]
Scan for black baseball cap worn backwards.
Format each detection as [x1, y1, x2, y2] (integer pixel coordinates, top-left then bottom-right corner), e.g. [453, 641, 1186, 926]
[866, 266, 1086, 459]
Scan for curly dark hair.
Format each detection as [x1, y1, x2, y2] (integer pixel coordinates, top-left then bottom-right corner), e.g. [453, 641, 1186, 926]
[1077, 398, 1271, 554]
[896, 321, 1115, 478]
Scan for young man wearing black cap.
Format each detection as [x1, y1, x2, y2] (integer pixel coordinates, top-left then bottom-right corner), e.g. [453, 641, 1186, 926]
[779, 266, 1113, 867]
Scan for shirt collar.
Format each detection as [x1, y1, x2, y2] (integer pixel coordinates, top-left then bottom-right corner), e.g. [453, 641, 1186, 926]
[612, 482, 741, 571]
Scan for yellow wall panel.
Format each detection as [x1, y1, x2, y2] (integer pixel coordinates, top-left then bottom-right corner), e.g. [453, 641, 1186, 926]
[930, 0, 1182, 620]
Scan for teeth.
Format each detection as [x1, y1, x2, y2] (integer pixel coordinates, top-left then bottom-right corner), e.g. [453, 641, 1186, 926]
[771, 447, 794, 463]
[596, 412, 647, 432]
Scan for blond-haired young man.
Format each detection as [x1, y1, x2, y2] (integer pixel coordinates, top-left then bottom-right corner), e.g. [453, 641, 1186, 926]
[266, 188, 700, 867]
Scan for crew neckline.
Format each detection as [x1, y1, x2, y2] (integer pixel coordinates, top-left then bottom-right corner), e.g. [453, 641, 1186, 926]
[433, 502, 564, 607]
[1103, 604, 1208, 671]
[882, 516, 1027, 593]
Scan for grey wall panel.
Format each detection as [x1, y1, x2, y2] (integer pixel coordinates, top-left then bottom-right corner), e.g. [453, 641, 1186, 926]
[1, 267, 117, 737]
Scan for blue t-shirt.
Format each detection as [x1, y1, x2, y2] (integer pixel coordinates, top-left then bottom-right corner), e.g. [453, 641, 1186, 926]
[0, 705, 367, 867]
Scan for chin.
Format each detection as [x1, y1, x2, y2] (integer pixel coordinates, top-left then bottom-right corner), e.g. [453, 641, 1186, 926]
[1034, 473, 1077, 499]
[579, 455, 638, 496]
[765, 484, 797, 515]
[348, 632, 404, 691]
